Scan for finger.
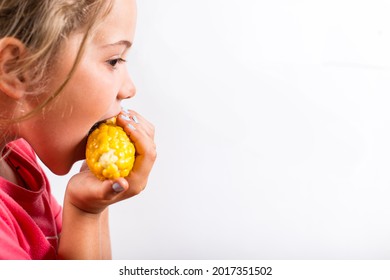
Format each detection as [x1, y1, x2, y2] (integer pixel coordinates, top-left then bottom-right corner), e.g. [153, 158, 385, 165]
[121, 124, 156, 192]
[130, 111, 154, 137]
[80, 160, 89, 172]
[90, 177, 130, 204]
[125, 113, 154, 139]
[67, 172, 129, 214]
[118, 115, 156, 158]
[116, 133, 155, 192]
[120, 109, 155, 139]
[117, 113, 154, 153]
[126, 153, 155, 190]
[116, 110, 157, 195]
[108, 177, 131, 200]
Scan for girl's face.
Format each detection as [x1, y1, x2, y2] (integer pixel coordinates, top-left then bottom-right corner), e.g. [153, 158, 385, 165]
[19, 0, 137, 175]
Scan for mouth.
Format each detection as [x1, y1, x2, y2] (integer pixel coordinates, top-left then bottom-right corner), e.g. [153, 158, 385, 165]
[87, 120, 105, 137]
[87, 116, 118, 137]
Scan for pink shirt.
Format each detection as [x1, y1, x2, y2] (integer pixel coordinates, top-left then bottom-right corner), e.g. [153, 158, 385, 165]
[0, 139, 62, 259]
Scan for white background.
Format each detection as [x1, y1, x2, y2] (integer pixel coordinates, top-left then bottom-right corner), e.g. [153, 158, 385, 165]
[48, 0, 390, 259]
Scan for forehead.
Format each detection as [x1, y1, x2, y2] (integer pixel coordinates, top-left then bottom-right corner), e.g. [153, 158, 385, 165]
[92, 0, 137, 46]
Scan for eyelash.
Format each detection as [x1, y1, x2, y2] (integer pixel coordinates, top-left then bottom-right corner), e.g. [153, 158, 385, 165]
[107, 58, 127, 69]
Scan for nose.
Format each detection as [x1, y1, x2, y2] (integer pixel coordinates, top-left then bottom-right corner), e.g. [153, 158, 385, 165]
[118, 70, 136, 100]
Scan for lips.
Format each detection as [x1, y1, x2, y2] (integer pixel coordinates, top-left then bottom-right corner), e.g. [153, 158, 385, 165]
[87, 114, 119, 137]
[87, 120, 106, 137]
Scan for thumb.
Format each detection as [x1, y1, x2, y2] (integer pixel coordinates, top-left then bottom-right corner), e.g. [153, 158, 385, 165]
[100, 177, 130, 201]
[80, 160, 89, 172]
[111, 177, 129, 193]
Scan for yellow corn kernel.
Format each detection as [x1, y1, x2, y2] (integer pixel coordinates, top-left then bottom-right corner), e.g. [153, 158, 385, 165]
[86, 118, 135, 180]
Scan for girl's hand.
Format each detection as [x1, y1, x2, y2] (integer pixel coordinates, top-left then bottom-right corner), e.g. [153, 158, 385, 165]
[116, 109, 157, 198]
[65, 110, 156, 214]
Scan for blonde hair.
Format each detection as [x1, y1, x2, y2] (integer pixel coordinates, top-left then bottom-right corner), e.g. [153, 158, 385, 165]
[0, 0, 113, 122]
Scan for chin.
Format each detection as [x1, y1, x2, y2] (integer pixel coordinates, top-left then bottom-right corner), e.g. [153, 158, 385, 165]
[43, 158, 75, 176]
[50, 166, 72, 176]
[43, 149, 86, 176]
[36, 136, 88, 175]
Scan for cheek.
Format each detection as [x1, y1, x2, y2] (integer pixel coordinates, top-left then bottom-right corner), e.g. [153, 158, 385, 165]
[64, 69, 117, 112]
[48, 58, 122, 131]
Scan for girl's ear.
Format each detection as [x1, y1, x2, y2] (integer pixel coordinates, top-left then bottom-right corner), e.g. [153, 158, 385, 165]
[0, 37, 29, 100]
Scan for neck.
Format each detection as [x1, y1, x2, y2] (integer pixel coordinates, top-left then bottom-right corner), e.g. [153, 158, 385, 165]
[0, 156, 20, 186]
[0, 137, 25, 186]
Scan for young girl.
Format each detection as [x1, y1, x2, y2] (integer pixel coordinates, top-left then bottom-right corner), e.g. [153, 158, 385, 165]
[0, 0, 156, 259]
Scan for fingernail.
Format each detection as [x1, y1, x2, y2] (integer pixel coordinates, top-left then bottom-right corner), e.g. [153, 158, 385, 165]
[112, 182, 124, 193]
[132, 115, 139, 124]
[120, 115, 131, 121]
[128, 124, 136, 130]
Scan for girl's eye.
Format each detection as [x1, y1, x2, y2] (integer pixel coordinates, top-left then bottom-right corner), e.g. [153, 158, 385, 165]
[107, 58, 127, 68]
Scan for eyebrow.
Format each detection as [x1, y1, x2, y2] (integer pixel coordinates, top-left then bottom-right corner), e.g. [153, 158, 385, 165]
[102, 40, 132, 49]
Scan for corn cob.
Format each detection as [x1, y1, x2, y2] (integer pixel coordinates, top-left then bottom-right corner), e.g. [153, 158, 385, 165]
[86, 118, 135, 180]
